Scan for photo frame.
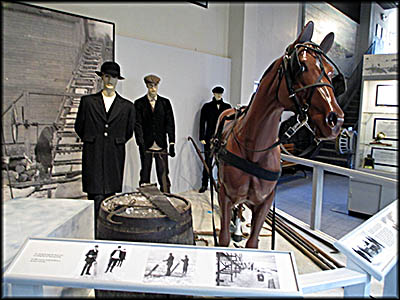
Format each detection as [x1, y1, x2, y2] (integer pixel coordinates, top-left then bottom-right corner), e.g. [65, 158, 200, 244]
[375, 84, 398, 106]
[373, 118, 398, 141]
[371, 147, 398, 168]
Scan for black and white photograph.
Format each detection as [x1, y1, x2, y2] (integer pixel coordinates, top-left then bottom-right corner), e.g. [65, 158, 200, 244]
[80, 245, 99, 277]
[73, 243, 135, 281]
[143, 248, 197, 285]
[2, 2, 114, 199]
[215, 251, 280, 289]
[352, 235, 385, 264]
[303, 2, 359, 78]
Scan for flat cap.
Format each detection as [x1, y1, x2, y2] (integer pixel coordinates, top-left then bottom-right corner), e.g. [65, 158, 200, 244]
[212, 86, 224, 93]
[144, 74, 161, 85]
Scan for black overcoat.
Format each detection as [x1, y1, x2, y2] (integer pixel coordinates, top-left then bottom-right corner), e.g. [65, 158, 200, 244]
[199, 98, 231, 142]
[74, 92, 136, 194]
[134, 95, 175, 149]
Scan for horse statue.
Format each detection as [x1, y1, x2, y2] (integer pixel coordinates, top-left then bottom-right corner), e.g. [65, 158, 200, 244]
[212, 21, 345, 248]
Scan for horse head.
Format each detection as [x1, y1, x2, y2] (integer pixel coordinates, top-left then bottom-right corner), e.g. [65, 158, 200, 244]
[279, 21, 344, 140]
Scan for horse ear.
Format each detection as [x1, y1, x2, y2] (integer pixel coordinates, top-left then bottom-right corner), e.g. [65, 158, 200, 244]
[297, 21, 314, 44]
[287, 21, 314, 53]
[320, 32, 335, 53]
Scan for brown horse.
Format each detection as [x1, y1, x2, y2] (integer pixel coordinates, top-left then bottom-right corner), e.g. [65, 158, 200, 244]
[214, 21, 344, 248]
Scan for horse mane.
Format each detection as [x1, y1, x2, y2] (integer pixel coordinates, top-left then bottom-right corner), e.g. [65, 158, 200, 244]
[242, 58, 280, 115]
[259, 59, 278, 82]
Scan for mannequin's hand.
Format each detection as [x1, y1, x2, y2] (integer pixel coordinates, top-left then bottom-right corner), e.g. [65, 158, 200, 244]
[169, 144, 176, 157]
[200, 140, 206, 145]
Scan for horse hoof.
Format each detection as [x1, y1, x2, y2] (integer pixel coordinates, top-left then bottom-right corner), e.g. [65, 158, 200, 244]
[232, 234, 242, 242]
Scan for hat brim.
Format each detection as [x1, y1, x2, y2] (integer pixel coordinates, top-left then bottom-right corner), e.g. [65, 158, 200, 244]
[95, 71, 125, 80]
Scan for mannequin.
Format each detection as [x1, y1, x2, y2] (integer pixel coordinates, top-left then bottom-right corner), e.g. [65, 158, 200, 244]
[198, 86, 231, 193]
[134, 74, 176, 193]
[74, 61, 136, 238]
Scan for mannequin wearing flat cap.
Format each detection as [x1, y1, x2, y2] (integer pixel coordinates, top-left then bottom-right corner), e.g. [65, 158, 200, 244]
[75, 61, 136, 237]
[134, 74, 176, 193]
[198, 86, 231, 193]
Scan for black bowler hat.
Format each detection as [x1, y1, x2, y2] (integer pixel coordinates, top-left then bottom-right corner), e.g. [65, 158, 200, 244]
[95, 61, 125, 80]
[212, 86, 224, 94]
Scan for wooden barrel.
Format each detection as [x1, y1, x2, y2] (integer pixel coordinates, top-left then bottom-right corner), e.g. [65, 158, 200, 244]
[96, 191, 194, 298]
[97, 192, 194, 245]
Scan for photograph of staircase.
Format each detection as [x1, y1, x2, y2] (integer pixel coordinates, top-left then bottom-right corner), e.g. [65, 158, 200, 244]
[2, 2, 114, 201]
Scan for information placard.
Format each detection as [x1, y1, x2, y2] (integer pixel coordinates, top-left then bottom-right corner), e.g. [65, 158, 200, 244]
[371, 147, 398, 168]
[334, 200, 398, 280]
[4, 237, 301, 297]
[373, 118, 398, 141]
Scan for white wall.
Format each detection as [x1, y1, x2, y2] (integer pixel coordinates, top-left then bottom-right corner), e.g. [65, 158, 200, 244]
[240, 3, 301, 105]
[26, 2, 230, 57]
[115, 35, 231, 193]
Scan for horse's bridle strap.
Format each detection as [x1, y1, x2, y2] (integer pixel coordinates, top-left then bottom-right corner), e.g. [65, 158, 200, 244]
[217, 148, 281, 181]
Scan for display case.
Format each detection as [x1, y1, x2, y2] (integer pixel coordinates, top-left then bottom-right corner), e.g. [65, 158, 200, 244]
[349, 54, 398, 216]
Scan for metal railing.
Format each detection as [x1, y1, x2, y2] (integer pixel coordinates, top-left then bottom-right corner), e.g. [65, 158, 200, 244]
[280, 154, 397, 230]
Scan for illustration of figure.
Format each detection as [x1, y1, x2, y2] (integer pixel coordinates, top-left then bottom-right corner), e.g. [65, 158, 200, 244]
[117, 248, 126, 267]
[105, 245, 122, 273]
[164, 253, 174, 276]
[34, 124, 58, 179]
[181, 255, 189, 275]
[80, 245, 99, 276]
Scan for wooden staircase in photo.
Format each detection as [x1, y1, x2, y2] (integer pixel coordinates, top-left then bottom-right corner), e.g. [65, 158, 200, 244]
[51, 39, 104, 179]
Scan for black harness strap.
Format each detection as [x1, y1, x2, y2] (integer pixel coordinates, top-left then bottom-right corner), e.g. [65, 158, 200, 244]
[217, 148, 281, 181]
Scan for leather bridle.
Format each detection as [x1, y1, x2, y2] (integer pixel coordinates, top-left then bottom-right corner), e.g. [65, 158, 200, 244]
[228, 41, 346, 154]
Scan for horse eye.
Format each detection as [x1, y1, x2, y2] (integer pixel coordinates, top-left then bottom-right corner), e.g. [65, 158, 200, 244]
[301, 64, 307, 72]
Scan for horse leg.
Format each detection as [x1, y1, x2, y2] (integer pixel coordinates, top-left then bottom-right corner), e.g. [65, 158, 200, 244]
[218, 185, 233, 247]
[245, 191, 275, 248]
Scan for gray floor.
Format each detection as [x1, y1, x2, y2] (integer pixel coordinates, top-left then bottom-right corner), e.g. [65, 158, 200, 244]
[275, 170, 367, 240]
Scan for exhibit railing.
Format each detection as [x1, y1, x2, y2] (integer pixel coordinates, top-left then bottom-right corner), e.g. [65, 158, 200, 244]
[280, 154, 397, 231]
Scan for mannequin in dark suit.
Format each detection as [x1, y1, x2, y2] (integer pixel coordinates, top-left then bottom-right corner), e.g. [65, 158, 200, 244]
[74, 62, 136, 238]
[198, 86, 231, 192]
[134, 74, 175, 193]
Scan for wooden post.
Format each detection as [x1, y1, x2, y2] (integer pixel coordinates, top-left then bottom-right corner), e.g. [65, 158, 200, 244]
[23, 91, 31, 159]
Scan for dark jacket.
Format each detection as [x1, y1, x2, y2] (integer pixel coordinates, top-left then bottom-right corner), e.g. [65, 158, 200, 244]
[74, 92, 136, 194]
[199, 98, 231, 142]
[85, 249, 98, 263]
[134, 95, 175, 149]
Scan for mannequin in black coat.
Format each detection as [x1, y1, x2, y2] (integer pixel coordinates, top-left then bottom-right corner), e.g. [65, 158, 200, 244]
[199, 86, 231, 192]
[134, 74, 175, 193]
[75, 62, 136, 238]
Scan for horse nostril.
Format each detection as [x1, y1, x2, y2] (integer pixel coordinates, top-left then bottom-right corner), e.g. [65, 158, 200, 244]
[327, 112, 338, 127]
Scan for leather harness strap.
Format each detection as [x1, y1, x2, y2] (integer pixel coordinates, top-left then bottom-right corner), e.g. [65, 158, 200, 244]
[218, 148, 281, 181]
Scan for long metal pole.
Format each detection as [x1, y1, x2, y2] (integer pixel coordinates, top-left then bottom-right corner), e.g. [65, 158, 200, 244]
[270, 212, 344, 269]
[311, 165, 324, 230]
[265, 216, 330, 271]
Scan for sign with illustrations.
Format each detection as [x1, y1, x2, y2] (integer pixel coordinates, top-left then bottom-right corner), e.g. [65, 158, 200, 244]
[4, 237, 301, 297]
[335, 200, 398, 280]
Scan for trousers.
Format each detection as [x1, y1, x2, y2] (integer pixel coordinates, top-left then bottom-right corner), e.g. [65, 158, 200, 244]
[139, 150, 171, 193]
[87, 193, 115, 239]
